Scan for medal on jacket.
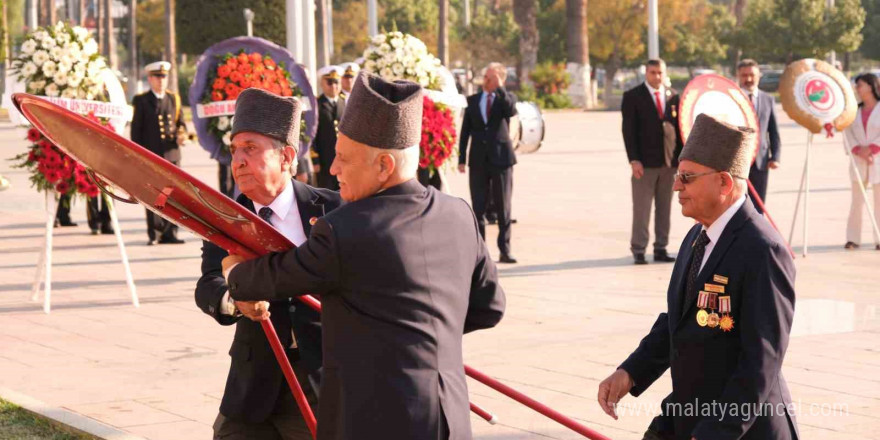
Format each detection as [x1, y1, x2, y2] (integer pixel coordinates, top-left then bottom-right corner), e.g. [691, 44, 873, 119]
[696, 309, 709, 327]
[719, 296, 734, 331]
[707, 312, 720, 328]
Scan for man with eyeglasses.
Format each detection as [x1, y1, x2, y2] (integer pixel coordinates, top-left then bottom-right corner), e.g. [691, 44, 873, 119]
[310, 65, 345, 190]
[131, 61, 187, 245]
[597, 113, 799, 440]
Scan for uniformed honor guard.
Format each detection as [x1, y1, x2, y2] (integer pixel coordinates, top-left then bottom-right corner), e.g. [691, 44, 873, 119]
[339, 62, 360, 96]
[311, 65, 345, 190]
[221, 72, 506, 440]
[131, 61, 188, 245]
[597, 114, 799, 440]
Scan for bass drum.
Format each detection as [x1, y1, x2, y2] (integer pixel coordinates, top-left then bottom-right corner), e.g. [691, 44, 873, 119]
[510, 101, 545, 154]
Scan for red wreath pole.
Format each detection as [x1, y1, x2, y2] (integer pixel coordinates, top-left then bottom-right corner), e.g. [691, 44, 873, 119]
[230, 250, 317, 439]
[470, 401, 498, 424]
[464, 366, 611, 440]
[747, 180, 796, 258]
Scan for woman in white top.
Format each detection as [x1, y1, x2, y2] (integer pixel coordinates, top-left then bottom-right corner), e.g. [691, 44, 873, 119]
[843, 73, 880, 250]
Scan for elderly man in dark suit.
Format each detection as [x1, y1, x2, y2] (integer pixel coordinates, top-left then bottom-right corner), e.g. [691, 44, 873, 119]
[737, 59, 781, 214]
[131, 61, 188, 245]
[622, 59, 679, 265]
[195, 89, 342, 440]
[458, 62, 519, 263]
[221, 73, 506, 440]
[597, 114, 799, 440]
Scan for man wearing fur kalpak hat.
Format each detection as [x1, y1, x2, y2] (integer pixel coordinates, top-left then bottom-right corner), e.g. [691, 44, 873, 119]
[597, 114, 799, 440]
[221, 72, 506, 439]
[195, 88, 343, 440]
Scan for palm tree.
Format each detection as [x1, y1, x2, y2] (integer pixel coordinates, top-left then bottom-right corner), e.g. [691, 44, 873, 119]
[164, 0, 177, 93]
[513, 0, 537, 87]
[566, 0, 592, 108]
[104, 0, 117, 70]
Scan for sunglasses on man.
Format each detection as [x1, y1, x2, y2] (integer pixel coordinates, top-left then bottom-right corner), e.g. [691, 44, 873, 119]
[150, 73, 168, 78]
[673, 171, 718, 185]
[324, 78, 339, 85]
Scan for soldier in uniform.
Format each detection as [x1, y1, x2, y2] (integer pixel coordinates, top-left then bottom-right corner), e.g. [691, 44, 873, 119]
[597, 114, 799, 440]
[130, 61, 188, 245]
[222, 73, 506, 440]
[311, 65, 345, 190]
[339, 62, 359, 96]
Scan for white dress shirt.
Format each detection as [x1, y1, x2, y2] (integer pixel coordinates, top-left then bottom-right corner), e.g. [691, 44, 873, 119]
[644, 82, 666, 114]
[699, 194, 746, 272]
[479, 90, 493, 123]
[743, 88, 759, 113]
[152, 90, 166, 100]
[221, 181, 307, 315]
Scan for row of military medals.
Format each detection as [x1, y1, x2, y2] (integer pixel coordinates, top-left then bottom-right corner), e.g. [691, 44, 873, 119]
[695, 275, 734, 332]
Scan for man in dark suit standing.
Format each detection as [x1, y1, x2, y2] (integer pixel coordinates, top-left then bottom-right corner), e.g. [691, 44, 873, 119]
[737, 59, 781, 214]
[458, 62, 518, 263]
[130, 61, 187, 245]
[622, 59, 678, 265]
[195, 88, 342, 440]
[311, 65, 345, 190]
[222, 73, 506, 440]
[598, 114, 799, 440]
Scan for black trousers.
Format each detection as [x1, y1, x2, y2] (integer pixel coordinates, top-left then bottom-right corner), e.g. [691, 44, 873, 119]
[55, 193, 73, 224]
[213, 362, 318, 440]
[748, 163, 769, 215]
[469, 164, 513, 255]
[146, 156, 180, 241]
[87, 194, 111, 231]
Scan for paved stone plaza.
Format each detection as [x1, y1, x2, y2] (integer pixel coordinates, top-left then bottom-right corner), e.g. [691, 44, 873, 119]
[0, 106, 878, 439]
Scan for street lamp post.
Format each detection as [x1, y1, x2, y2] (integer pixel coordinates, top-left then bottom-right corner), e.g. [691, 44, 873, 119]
[647, 0, 658, 59]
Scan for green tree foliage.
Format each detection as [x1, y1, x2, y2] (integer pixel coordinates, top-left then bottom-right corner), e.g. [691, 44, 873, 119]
[458, 4, 520, 68]
[331, 0, 369, 62]
[735, 0, 865, 63]
[660, 0, 734, 68]
[537, 0, 566, 63]
[859, 0, 880, 60]
[176, 0, 287, 55]
[137, 0, 164, 60]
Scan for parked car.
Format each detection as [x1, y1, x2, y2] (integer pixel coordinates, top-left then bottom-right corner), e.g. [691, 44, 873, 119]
[759, 70, 783, 93]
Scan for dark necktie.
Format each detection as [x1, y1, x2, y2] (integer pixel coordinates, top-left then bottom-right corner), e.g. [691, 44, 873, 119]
[258, 207, 274, 225]
[686, 230, 711, 302]
[485, 92, 493, 121]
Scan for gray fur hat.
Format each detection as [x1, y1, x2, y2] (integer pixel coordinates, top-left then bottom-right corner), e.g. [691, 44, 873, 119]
[679, 113, 755, 179]
[231, 88, 302, 150]
[338, 72, 423, 150]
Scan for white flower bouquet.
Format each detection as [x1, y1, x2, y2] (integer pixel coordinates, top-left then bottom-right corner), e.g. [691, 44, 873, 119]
[362, 32, 443, 91]
[11, 22, 106, 101]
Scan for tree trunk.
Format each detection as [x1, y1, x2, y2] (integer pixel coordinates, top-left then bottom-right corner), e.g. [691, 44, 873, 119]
[603, 56, 619, 109]
[565, 0, 592, 108]
[97, 0, 104, 52]
[104, 0, 117, 69]
[513, 0, 537, 88]
[728, 0, 746, 75]
[79, 0, 85, 26]
[316, 0, 329, 67]
[164, 0, 177, 93]
[129, 0, 137, 96]
[438, 0, 449, 65]
[48, 0, 56, 24]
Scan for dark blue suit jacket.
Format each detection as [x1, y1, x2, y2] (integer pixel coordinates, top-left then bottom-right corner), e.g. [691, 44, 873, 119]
[621, 199, 799, 440]
[752, 91, 781, 171]
[194, 179, 342, 423]
[459, 88, 518, 169]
